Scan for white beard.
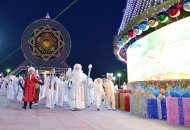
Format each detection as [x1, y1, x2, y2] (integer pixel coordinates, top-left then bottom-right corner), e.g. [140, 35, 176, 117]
[72, 70, 84, 82]
[94, 82, 102, 86]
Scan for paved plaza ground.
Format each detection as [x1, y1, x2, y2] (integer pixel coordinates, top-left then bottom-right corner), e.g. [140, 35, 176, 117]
[0, 89, 189, 130]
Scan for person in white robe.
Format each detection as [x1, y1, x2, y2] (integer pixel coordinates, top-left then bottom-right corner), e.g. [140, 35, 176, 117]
[63, 80, 69, 103]
[16, 76, 24, 102]
[39, 73, 47, 101]
[66, 68, 72, 80]
[58, 76, 66, 107]
[14, 77, 19, 98]
[1, 77, 8, 90]
[65, 68, 72, 104]
[93, 78, 105, 111]
[103, 73, 116, 111]
[45, 68, 59, 109]
[70, 64, 87, 111]
[85, 78, 94, 107]
[0, 73, 4, 88]
[7, 75, 16, 100]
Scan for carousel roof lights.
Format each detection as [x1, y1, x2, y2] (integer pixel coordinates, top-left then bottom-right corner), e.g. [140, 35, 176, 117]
[114, 0, 188, 64]
[118, 0, 175, 34]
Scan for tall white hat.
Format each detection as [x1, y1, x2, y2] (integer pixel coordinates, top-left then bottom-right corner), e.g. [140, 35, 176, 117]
[28, 67, 35, 72]
[74, 64, 82, 70]
[106, 73, 113, 78]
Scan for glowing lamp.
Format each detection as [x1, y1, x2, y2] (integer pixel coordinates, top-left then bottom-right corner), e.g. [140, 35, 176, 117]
[6, 68, 11, 73]
[117, 73, 121, 77]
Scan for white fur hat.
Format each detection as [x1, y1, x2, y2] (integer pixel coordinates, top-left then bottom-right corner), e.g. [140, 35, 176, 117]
[10, 75, 16, 80]
[106, 73, 113, 78]
[9, 75, 14, 80]
[19, 75, 23, 80]
[68, 68, 72, 71]
[74, 64, 82, 70]
[94, 78, 102, 84]
[28, 67, 35, 72]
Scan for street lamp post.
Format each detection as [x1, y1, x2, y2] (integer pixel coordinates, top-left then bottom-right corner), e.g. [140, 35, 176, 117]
[113, 76, 116, 84]
[6, 68, 11, 76]
[117, 73, 121, 88]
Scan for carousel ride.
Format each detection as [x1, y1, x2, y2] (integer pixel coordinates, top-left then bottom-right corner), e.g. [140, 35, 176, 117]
[10, 14, 71, 76]
[114, 0, 190, 85]
[113, 1, 190, 126]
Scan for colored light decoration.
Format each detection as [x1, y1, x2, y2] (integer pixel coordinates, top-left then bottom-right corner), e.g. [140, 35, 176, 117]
[175, 1, 183, 10]
[128, 30, 136, 38]
[117, 40, 123, 46]
[135, 0, 142, 16]
[113, 48, 118, 53]
[156, 0, 163, 4]
[139, 20, 149, 31]
[122, 35, 129, 43]
[183, 0, 190, 12]
[118, 0, 156, 34]
[53, 38, 57, 43]
[114, 53, 119, 57]
[51, 47, 55, 52]
[168, 6, 180, 18]
[157, 12, 169, 23]
[115, 0, 190, 65]
[133, 26, 142, 35]
[114, 44, 120, 49]
[148, 17, 159, 27]
[146, 0, 152, 9]
[131, 0, 141, 18]
[123, 35, 129, 40]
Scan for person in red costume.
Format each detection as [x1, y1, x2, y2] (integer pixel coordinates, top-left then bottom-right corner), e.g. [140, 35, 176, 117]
[22, 67, 43, 109]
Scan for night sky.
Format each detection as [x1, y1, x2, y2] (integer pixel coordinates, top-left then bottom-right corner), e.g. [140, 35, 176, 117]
[0, 0, 126, 80]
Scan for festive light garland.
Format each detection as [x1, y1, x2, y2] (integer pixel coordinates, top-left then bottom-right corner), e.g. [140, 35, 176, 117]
[114, 0, 190, 64]
[118, 0, 158, 34]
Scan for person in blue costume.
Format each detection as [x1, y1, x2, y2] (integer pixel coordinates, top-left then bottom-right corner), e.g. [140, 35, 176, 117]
[148, 86, 154, 93]
[144, 86, 149, 92]
[154, 87, 160, 98]
[181, 85, 190, 97]
[148, 83, 160, 98]
[165, 85, 172, 97]
[137, 83, 143, 91]
[170, 84, 183, 97]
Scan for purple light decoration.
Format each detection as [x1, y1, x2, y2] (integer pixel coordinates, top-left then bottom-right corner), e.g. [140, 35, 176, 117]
[118, 0, 161, 34]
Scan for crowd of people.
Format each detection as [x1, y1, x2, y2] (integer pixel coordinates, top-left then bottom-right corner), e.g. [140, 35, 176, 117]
[0, 63, 118, 111]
